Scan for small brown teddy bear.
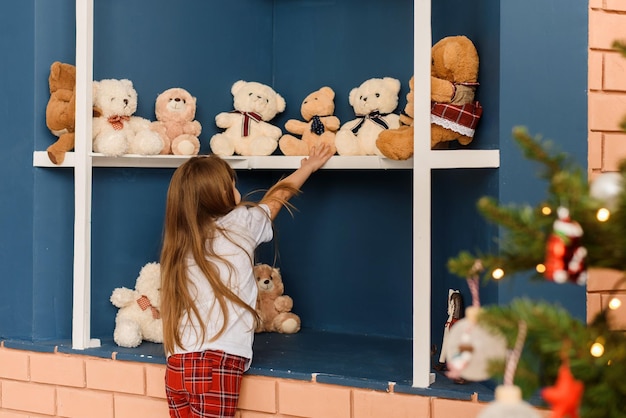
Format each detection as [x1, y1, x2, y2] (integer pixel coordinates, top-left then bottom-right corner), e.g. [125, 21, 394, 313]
[279, 86, 340, 156]
[151, 87, 202, 156]
[431, 35, 482, 148]
[254, 264, 301, 334]
[45, 61, 77, 164]
[376, 76, 415, 160]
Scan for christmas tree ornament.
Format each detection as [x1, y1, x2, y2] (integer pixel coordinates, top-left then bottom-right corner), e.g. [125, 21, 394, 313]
[543, 207, 587, 285]
[444, 306, 507, 381]
[541, 362, 584, 418]
[477, 385, 541, 418]
[590, 172, 623, 211]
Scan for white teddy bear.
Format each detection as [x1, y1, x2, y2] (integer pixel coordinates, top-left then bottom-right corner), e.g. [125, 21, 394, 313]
[92, 78, 164, 157]
[110, 262, 163, 348]
[210, 80, 286, 156]
[335, 77, 401, 156]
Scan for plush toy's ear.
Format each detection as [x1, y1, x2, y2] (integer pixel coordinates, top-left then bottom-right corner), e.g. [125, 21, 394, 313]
[319, 86, 335, 99]
[231, 80, 246, 95]
[274, 93, 286, 113]
[348, 87, 359, 107]
[121, 79, 134, 89]
[442, 41, 462, 72]
[383, 77, 401, 96]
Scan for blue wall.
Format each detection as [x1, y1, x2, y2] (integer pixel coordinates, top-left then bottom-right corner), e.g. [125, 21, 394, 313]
[0, 0, 587, 344]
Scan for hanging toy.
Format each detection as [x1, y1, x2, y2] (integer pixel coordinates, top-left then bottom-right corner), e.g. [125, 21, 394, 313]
[434, 289, 464, 371]
[544, 206, 587, 285]
[478, 322, 541, 418]
[444, 261, 507, 382]
[541, 361, 584, 418]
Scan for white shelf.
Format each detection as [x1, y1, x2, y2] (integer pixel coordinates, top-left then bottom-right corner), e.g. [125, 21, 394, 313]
[33, 150, 498, 170]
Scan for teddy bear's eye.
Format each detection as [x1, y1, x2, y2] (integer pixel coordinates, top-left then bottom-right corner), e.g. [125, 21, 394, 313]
[375, 93, 380, 98]
[248, 92, 253, 96]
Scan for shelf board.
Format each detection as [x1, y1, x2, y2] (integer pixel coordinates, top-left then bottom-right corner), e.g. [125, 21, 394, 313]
[33, 149, 500, 170]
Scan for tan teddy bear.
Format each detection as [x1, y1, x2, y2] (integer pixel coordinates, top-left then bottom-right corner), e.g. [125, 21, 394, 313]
[151, 87, 201, 156]
[254, 264, 301, 334]
[430, 35, 482, 148]
[376, 76, 414, 160]
[45, 61, 77, 165]
[279, 86, 340, 156]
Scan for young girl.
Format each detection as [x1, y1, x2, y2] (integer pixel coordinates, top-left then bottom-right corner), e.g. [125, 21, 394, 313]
[160, 144, 333, 418]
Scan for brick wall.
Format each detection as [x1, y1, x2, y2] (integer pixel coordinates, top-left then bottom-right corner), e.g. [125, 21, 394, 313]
[0, 345, 551, 418]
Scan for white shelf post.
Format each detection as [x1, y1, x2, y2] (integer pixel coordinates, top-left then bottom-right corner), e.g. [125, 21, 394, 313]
[412, 0, 433, 388]
[73, 0, 100, 349]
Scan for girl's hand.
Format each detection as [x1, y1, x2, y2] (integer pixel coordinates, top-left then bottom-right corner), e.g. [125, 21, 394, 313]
[301, 143, 334, 173]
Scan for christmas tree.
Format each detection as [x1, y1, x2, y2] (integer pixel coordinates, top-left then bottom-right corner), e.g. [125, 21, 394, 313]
[446, 41, 626, 418]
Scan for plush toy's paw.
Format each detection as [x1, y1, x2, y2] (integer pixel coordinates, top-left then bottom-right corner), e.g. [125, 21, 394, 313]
[171, 134, 200, 156]
[376, 126, 414, 160]
[47, 132, 75, 165]
[93, 131, 128, 156]
[210, 133, 235, 156]
[242, 137, 278, 156]
[128, 130, 164, 155]
[113, 318, 143, 348]
[110, 287, 137, 308]
[279, 134, 309, 156]
[334, 130, 361, 156]
[273, 313, 301, 334]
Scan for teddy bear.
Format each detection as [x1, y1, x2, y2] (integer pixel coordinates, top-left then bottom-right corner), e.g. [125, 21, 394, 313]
[254, 264, 301, 334]
[151, 87, 202, 156]
[45, 61, 77, 165]
[278, 86, 340, 156]
[376, 76, 415, 160]
[210, 80, 286, 156]
[334, 77, 401, 156]
[92, 78, 164, 157]
[430, 35, 483, 148]
[110, 262, 163, 348]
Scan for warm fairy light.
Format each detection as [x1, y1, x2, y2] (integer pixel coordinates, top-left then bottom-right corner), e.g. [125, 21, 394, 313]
[541, 206, 552, 215]
[608, 297, 622, 310]
[597, 208, 611, 222]
[492, 268, 505, 280]
[536, 264, 546, 273]
[591, 342, 605, 357]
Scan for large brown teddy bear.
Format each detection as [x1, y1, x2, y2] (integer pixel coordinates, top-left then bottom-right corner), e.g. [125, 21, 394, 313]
[151, 87, 201, 156]
[45, 61, 77, 165]
[376, 76, 415, 160]
[430, 35, 482, 148]
[254, 264, 301, 334]
[279, 86, 340, 156]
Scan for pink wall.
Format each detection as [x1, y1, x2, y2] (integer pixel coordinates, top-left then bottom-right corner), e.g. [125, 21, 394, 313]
[0, 2, 623, 417]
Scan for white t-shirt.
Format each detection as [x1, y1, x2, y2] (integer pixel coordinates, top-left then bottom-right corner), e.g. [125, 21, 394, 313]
[173, 204, 273, 368]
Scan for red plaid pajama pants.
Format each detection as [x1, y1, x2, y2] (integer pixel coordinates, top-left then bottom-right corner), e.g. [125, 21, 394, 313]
[165, 350, 248, 418]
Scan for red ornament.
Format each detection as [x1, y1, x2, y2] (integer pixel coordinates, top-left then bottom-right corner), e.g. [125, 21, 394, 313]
[541, 363, 584, 418]
[544, 207, 587, 285]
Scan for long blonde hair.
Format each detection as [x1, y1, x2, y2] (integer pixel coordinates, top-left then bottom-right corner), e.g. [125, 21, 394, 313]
[160, 155, 253, 355]
[160, 155, 299, 355]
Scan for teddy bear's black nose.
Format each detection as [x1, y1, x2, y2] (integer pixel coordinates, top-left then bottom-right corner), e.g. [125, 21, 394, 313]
[263, 279, 270, 285]
[174, 98, 181, 102]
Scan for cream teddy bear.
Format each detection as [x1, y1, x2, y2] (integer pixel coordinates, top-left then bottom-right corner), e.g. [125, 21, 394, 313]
[110, 262, 163, 348]
[334, 77, 401, 156]
[151, 87, 201, 156]
[279, 86, 340, 156]
[210, 80, 286, 156]
[254, 264, 301, 334]
[92, 78, 164, 156]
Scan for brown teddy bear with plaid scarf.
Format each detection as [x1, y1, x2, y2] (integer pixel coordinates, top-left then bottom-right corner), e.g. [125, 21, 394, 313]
[430, 35, 482, 148]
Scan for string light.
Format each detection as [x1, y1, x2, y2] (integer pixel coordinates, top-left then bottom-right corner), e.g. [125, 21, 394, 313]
[492, 268, 504, 280]
[541, 206, 552, 215]
[597, 208, 611, 222]
[608, 297, 622, 310]
[536, 264, 546, 273]
[590, 342, 605, 357]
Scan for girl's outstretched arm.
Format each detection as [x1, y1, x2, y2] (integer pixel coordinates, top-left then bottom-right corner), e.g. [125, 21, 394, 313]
[261, 144, 333, 219]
